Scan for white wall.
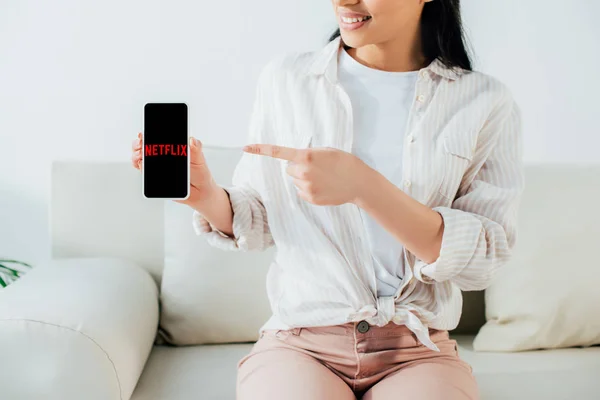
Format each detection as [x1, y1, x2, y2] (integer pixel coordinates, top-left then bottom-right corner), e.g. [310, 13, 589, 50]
[1, 0, 598, 265]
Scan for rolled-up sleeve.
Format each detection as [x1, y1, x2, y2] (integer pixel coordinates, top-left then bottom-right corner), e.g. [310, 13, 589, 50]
[192, 62, 275, 252]
[411, 91, 525, 291]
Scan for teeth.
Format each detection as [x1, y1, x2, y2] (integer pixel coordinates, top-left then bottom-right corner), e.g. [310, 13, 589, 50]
[341, 15, 370, 24]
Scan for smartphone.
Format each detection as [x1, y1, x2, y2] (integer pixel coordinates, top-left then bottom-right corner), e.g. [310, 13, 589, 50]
[142, 103, 190, 200]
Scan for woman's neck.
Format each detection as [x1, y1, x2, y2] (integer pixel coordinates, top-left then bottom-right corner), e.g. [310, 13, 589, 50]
[345, 28, 428, 73]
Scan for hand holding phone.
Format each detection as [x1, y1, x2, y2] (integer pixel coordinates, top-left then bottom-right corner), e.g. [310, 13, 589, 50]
[131, 106, 234, 235]
[132, 131, 218, 207]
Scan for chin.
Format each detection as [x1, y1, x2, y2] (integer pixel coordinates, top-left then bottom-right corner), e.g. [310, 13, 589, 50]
[339, 32, 369, 49]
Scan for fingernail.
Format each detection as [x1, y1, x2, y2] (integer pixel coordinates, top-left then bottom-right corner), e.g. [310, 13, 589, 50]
[189, 137, 195, 147]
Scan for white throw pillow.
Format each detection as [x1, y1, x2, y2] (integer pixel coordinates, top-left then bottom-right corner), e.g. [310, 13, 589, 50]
[473, 165, 600, 352]
[158, 147, 276, 345]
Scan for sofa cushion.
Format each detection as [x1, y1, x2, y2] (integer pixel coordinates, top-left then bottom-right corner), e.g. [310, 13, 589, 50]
[131, 343, 249, 400]
[474, 165, 600, 352]
[131, 336, 600, 400]
[0, 258, 159, 400]
[50, 161, 165, 284]
[455, 335, 600, 399]
[158, 147, 277, 345]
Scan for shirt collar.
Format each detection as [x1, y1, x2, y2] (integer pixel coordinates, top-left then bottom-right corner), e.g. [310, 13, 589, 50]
[307, 35, 465, 84]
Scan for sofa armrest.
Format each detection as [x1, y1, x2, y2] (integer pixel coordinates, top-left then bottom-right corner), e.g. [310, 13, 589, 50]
[0, 257, 159, 400]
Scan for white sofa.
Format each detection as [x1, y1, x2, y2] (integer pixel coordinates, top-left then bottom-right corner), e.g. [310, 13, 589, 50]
[1, 147, 599, 400]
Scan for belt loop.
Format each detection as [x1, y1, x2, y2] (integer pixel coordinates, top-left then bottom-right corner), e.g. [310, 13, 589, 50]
[292, 327, 303, 336]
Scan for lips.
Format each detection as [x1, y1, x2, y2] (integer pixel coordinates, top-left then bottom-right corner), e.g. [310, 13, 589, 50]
[337, 9, 372, 30]
[338, 12, 372, 31]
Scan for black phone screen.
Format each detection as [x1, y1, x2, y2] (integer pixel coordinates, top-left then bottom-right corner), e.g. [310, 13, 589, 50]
[143, 103, 189, 199]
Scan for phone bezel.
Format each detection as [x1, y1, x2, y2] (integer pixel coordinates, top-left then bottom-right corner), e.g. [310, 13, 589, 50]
[142, 102, 190, 200]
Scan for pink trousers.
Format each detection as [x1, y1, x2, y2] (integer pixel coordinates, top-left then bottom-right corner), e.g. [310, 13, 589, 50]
[237, 321, 479, 400]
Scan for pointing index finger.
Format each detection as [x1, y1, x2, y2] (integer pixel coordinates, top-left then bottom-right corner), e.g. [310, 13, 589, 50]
[243, 144, 300, 161]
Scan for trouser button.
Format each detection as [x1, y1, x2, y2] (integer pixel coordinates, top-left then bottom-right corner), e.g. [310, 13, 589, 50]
[357, 320, 370, 333]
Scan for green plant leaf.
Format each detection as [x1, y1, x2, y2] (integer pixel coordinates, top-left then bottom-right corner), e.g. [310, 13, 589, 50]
[0, 264, 19, 277]
[0, 259, 32, 268]
[0, 275, 6, 288]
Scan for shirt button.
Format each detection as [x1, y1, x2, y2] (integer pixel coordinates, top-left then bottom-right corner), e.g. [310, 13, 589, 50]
[357, 321, 370, 333]
[404, 180, 412, 188]
[407, 135, 415, 143]
[419, 70, 428, 79]
[417, 94, 426, 102]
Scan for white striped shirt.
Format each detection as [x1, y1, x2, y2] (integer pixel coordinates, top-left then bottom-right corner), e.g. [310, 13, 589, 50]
[193, 35, 525, 352]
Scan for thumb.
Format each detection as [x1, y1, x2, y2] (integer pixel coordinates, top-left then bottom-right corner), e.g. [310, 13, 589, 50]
[189, 136, 206, 164]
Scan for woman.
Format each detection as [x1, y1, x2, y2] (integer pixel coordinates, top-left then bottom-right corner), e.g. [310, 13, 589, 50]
[132, 0, 524, 399]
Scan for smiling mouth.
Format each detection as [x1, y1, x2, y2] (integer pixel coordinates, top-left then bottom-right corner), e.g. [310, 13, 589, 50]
[340, 15, 372, 24]
[338, 15, 372, 31]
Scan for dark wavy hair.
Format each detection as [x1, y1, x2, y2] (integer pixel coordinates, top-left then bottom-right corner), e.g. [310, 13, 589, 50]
[329, 0, 473, 71]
